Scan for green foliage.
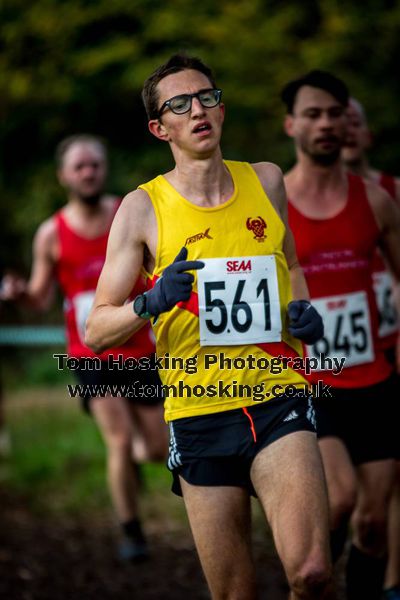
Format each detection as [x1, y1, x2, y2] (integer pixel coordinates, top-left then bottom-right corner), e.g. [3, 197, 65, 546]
[2, 347, 73, 389]
[1, 0, 400, 270]
[2, 388, 174, 517]
[2, 391, 109, 514]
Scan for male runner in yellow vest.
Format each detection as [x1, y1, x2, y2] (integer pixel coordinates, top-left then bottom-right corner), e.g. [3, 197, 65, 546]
[86, 54, 332, 599]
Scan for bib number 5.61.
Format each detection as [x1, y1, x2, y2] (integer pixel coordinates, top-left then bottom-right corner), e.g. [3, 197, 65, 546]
[197, 256, 282, 346]
[204, 278, 271, 334]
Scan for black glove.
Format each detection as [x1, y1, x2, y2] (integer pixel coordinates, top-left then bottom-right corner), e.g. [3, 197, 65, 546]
[146, 247, 204, 318]
[287, 300, 324, 345]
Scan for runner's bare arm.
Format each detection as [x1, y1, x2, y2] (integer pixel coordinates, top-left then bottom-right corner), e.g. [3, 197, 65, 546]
[252, 162, 310, 301]
[28, 219, 58, 309]
[368, 182, 400, 371]
[0, 218, 57, 310]
[85, 189, 155, 354]
[368, 182, 400, 283]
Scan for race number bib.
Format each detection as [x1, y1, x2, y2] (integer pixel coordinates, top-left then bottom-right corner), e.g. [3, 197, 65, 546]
[197, 255, 282, 346]
[306, 291, 374, 369]
[73, 291, 95, 343]
[373, 271, 398, 338]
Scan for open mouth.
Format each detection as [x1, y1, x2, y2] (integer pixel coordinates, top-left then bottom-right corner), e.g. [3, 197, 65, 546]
[193, 122, 212, 134]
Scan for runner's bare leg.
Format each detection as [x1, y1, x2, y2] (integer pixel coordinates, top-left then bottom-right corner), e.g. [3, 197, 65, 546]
[251, 431, 333, 599]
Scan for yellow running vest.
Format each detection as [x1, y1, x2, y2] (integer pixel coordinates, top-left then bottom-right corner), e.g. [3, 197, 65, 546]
[139, 161, 308, 421]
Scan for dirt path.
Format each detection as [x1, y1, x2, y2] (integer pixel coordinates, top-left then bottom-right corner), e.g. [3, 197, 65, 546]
[0, 489, 290, 600]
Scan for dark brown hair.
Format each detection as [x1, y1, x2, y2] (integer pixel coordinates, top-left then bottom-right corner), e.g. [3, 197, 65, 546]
[281, 70, 349, 114]
[142, 53, 217, 120]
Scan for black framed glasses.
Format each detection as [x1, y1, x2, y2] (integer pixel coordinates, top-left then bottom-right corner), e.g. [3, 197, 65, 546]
[157, 88, 222, 117]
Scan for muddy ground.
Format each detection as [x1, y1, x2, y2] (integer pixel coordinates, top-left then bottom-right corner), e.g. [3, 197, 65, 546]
[0, 488, 293, 600]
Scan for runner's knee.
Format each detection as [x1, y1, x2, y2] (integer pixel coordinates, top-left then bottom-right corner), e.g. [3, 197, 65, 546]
[145, 430, 168, 461]
[289, 556, 331, 599]
[353, 511, 388, 554]
[105, 431, 133, 456]
[330, 491, 357, 527]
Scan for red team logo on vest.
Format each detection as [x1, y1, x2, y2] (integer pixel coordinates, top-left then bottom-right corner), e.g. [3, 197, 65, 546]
[246, 216, 267, 242]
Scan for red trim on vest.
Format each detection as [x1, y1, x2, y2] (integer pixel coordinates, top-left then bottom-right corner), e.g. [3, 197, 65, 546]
[147, 275, 200, 316]
[256, 341, 302, 362]
[177, 294, 199, 316]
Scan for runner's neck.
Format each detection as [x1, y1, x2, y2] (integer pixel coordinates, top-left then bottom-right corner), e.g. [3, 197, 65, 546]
[285, 163, 348, 219]
[164, 153, 234, 207]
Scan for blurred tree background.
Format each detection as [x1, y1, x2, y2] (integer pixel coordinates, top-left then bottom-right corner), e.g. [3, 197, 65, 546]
[1, 0, 399, 276]
[1, 5, 399, 587]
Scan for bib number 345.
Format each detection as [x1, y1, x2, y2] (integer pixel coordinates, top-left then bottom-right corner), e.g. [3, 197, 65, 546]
[306, 291, 374, 369]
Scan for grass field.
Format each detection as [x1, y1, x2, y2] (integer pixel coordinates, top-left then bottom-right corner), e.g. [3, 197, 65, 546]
[1, 384, 185, 528]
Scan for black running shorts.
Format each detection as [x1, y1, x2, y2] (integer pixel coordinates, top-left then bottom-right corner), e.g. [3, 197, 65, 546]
[314, 374, 397, 464]
[167, 392, 316, 496]
[75, 356, 164, 413]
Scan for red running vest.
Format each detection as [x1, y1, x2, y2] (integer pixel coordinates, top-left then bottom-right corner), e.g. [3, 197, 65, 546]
[288, 173, 393, 388]
[55, 203, 154, 360]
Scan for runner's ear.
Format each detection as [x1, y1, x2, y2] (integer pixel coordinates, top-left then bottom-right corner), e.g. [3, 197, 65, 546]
[148, 119, 169, 142]
[284, 114, 295, 138]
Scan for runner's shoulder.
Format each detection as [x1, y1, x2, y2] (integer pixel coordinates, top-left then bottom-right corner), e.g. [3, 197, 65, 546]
[364, 178, 400, 229]
[35, 215, 58, 244]
[251, 162, 286, 212]
[118, 187, 154, 217]
[33, 215, 59, 260]
[251, 161, 284, 187]
[112, 188, 155, 238]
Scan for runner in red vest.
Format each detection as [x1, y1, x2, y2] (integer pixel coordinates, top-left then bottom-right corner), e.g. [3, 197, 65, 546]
[343, 98, 400, 357]
[342, 98, 400, 600]
[1, 135, 168, 561]
[342, 98, 400, 200]
[281, 71, 400, 600]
